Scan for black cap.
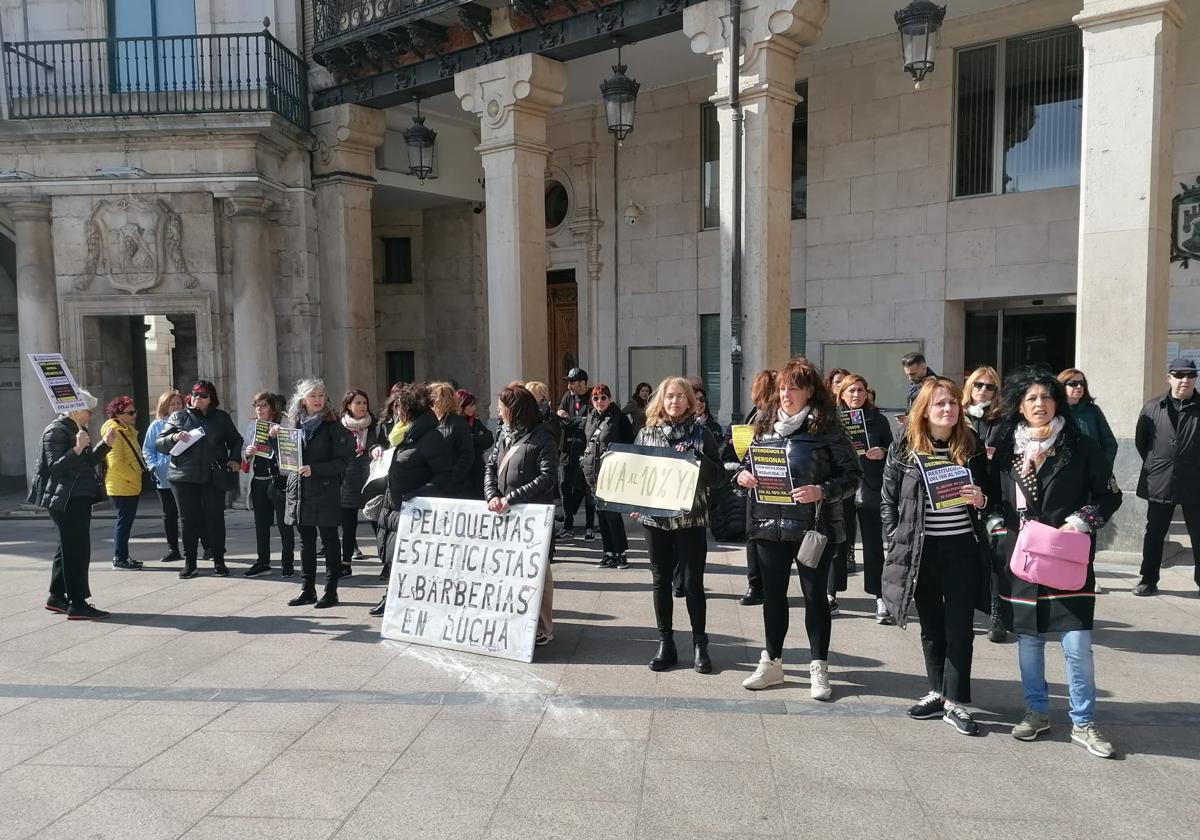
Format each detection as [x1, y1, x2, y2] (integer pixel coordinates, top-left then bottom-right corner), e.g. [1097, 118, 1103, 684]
[1169, 357, 1197, 373]
[564, 367, 589, 381]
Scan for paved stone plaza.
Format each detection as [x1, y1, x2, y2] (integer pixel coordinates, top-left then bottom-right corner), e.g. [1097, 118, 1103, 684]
[0, 508, 1196, 840]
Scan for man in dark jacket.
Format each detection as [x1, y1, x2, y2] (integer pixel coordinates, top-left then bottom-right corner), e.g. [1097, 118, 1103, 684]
[900, 352, 936, 411]
[1134, 357, 1200, 596]
[555, 367, 593, 539]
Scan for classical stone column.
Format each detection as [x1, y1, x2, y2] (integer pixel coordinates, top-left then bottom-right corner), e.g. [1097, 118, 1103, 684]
[225, 196, 279, 423]
[312, 104, 386, 400]
[12, 198, 60, 487]
[684, 0, 828, 420]
[1074, 0, 1183, 549]
[455, 54, 568, 406]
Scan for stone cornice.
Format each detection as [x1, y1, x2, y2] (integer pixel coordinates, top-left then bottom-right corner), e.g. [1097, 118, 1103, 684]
[683, 0, 829, 68]
[1073, 0, 1185, 30]
[454, 54, 567, 134]
[311, 104, 387, 179]
[222, 195, 275, 219]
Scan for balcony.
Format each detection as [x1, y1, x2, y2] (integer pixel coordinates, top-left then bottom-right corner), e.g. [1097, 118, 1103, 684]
[2, 30, 309, 131]
[313, 0, 470, 47]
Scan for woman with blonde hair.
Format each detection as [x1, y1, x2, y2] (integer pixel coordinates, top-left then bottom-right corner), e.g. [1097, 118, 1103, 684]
[962, 366, 1004, 455]
[634, 377, 725, 673]
[880, 377, 996, 736]
[429, 381, 476, 499]
[144, 389, 186, 562]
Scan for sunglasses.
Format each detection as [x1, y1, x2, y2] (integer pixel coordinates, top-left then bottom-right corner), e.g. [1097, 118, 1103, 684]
[1064, 380, 1087, 388]
[1171, 371, 1198, 380]
[972, 383, 997, 392]
[119, 409, 137, 416]
[192, 392, 211, 399]
[591, 395, 609, 402]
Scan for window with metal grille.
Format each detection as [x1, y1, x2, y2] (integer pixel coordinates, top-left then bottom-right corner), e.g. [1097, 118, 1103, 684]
[790, 309, 807, 358]
[382, 237, 413, 284]
[792, 82, 808, 220]
[701, 105, 720, 230]
[385, 351, 415, 388]
[700, 314, 721, 415]
[954, 27, 1083, 198]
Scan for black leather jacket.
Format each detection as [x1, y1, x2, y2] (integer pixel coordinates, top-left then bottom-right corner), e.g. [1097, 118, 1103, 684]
[34, 416, 108, 511]
[580, 405, 634, 489]
[485, 422, 559, 506]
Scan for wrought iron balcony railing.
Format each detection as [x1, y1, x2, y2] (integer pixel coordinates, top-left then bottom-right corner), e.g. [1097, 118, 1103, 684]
[3, 30, 309, 130]
[313, 0, 467, 46]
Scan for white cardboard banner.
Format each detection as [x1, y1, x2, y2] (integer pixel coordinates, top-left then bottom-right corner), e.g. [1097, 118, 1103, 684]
[380, 497, 554, 663]
[27, 353, 88, 414]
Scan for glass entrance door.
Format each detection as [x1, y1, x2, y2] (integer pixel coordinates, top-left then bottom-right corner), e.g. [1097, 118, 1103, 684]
[964, 307, 1075, 378]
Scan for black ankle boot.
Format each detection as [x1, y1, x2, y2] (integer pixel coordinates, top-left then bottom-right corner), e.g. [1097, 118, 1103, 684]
[693, 632, 712, 674]
[378, 561, 392, 581]
[178, 559, 198, 579]
[212, 556, 229, 577]
[288, 585, 317, 607]
[649, 632, 678, 672]
[988, 597, 1006, 643]
[315, 584, 339, 609]
[368, 595, 386, 617]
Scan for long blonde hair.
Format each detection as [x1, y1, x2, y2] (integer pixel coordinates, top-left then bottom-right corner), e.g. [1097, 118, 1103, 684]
[906, 377, 975, 465]
[962, 366, 1002, 421]
[644, 377, 698, 427]
[428, 382, 462, 418]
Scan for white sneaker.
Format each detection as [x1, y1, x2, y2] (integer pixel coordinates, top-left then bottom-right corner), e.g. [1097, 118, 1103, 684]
[742, 650, 784, 690]
[809, 660, 832, 701]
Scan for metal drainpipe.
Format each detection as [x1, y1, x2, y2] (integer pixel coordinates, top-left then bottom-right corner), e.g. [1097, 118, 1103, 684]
[729, 0, 744, 423]
[614, 131, 621, 393]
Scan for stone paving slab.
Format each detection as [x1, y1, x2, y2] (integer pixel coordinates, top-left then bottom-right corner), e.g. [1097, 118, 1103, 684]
[0, 509, 1197, 839]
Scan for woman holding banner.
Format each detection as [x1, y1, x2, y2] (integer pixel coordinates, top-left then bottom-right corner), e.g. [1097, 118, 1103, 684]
[36, 389, 113, 619]
[100, 396, 148, 571]
[144, 390, 185, 563]
[484, 385, 560, 646]
[834, 374, 893, 623]
[581, 384, 634, 569]
[156, 381, 243, 579]
[633, 377, 725, 673]
[737, 360, 861, 698]
[241, 392, 293, 577]
[879, 377, 995, 737]
[369, 383, 455, 617]
[283, 378, 352, 609]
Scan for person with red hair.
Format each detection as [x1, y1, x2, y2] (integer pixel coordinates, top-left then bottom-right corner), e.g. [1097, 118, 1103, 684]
[101, 395, 147, 571]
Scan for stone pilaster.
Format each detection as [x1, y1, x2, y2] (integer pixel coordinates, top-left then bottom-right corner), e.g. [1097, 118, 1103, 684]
[312, 103, 386, 400]
[224, 195, 279, 425]
[685, 0, 828, 420]
[11, 198, 60, 486]
[455, 54, 568, 407]
[1073, 0, 1184, 549]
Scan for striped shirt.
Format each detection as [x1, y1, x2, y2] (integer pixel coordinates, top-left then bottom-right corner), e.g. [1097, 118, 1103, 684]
[923, 447, 974, 538]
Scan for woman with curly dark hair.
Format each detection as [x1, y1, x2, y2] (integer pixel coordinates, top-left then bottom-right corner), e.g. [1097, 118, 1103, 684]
[737, 360, 861, 697]
[991, 368, 1122, 758]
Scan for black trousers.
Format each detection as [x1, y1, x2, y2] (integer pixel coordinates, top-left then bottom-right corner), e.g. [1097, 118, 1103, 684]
[913, 533, 978, 704]
[157, 487, 180, 553]
[340, 506, 363, 565]
[298, 524, 341, 588]
[597, 507, 628, 555]
[49, 497, 94, 603]
[173, 481, 226, 562]
[250, 478, 293, 567]
[563, 483, 595, 529]
[645, 525, 707, 635]
[745, 540, 763, 594]
[1141, 501, 1200, 587]
[756, 538, 834, 661]
[857, 504, 886, 597]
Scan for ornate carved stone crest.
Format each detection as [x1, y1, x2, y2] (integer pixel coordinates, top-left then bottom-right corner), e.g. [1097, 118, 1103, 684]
[1171, 175, 1200, 268]
[80, 196, 198, 293]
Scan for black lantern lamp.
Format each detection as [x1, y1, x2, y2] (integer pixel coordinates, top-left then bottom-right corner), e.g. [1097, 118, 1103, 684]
[894, 1, 946, 88]
[404, 98, 438, 183]
[600, 46, 640, 145]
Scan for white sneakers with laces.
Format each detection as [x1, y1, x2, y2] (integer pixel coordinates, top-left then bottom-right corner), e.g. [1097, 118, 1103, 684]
[742, 650, 784, 690]
[809, 660, 832, 701]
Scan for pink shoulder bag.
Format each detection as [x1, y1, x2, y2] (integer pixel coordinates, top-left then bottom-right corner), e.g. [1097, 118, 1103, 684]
[1009, 483, 1091, 591]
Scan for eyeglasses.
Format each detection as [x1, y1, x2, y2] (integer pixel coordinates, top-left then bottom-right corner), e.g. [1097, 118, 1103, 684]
[1171, 371, 1198, 380]
[253, 401, 271, 409]
[1064, 380, 1087, 389]
[972, 383, 997, 392]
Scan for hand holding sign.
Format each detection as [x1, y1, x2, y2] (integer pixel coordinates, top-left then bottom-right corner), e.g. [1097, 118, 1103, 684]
[74, 429, 90, 454]
[791, 484, 824, 504]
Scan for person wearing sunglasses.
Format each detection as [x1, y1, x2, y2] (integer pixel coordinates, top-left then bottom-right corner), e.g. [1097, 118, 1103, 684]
[961, 366, 1005, 641]
[1057, 369, 1118, 472]
[580, 384, 635, 568]
[100, 396, 147, 571]
[1133, 357, 1200, 597]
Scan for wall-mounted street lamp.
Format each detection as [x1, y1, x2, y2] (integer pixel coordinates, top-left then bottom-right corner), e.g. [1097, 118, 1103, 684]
[404, 98, 438, 183]
[894, 1, 947, 88]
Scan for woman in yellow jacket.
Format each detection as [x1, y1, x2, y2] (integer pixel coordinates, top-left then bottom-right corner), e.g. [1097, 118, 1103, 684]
[101, 396, 147, 570]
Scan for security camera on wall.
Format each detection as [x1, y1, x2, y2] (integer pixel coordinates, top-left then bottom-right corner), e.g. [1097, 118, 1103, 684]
[623, 201, 643, 225]
[472, 201, 485, 214]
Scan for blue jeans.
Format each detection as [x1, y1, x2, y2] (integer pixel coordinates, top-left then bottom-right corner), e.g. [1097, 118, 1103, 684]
[112, 494, 141, 561]
[1017, 631, 1096, 726]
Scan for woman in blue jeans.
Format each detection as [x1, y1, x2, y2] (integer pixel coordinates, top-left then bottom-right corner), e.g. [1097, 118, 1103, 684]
[990, 368, 1123, 758]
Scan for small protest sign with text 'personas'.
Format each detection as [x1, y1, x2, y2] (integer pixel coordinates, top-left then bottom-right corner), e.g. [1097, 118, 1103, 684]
[27, 353, 88, 414]
[381, 498, 554, 663]
[914, 451, 973, 510]
[747, 445, 796, 505]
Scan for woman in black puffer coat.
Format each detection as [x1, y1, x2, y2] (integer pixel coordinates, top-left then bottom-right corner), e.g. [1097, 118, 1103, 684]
[485, 385, 559, 647]
[430, 382, 476, 499]
[338, 389, 380, 578]
[369, 384, 455, 617]
[581, 384, 634, 569]
[457, 389, 494, 499]
[736, 359, 861, 698]
[283, 378, 352, 609]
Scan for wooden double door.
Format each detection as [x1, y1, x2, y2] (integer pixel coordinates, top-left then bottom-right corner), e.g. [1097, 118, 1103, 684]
[546, 269, 578, 404]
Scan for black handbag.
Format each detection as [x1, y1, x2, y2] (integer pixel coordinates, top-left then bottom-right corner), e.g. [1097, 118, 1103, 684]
[211, 461, 239, 492]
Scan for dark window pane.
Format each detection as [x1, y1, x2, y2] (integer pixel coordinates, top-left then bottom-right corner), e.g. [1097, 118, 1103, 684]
[386, 351, 415, 387]
[701, 105, 720, 230]
[790, 309, 807, 358]
[792, 82, 808, 220]
[1002, 27, 1083, 193]
[964, 313, 999, 373]
[700, 314, 721, 415]
[955, 45, 997, 197]
[382, 237, 412, 284]
[545, 182, 569, 229]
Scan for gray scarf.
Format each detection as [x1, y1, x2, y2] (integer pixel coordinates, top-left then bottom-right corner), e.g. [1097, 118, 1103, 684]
[774, 406, 811, 438]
